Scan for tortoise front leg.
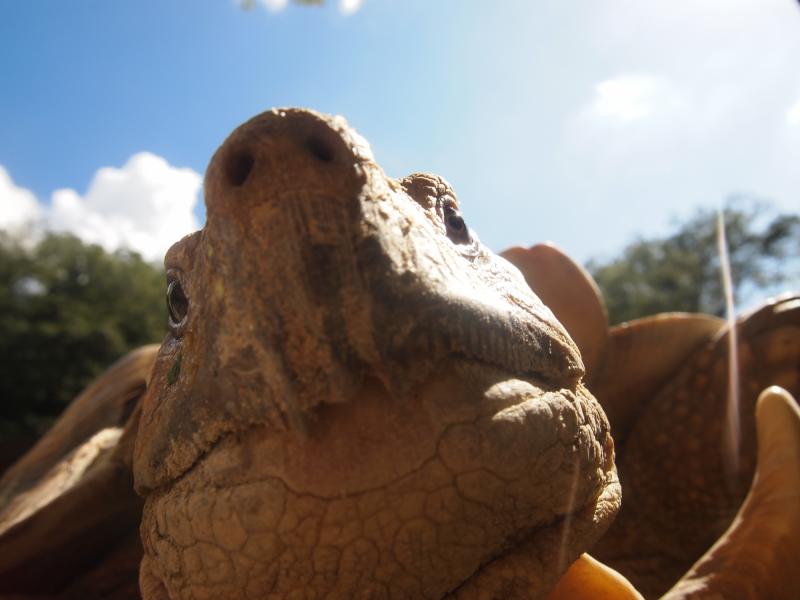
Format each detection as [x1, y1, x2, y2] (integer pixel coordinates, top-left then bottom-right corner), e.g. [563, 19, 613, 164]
[593, 294, 800, 598]
[662, 386, 800, 599]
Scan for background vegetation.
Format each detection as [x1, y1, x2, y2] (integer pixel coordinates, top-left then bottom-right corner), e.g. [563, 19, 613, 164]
[0, 233, 165, 444]
[588, 201, 800, 324]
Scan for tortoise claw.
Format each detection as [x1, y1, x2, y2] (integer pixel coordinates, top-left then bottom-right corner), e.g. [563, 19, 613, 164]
[547, 554, 644, 600]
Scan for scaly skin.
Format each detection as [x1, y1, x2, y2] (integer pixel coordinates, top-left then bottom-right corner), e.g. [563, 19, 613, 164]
[139, 368, 616, 599]
[593, 294, 800, 598]
[662, 386, 800, 599]
[132, 109, 620, 599]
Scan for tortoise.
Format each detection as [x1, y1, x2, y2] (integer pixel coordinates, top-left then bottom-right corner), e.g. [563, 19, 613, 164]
[0, 108, 797, 599]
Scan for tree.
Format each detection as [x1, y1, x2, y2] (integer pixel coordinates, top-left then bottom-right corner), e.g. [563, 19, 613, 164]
[587, 200, 800, 325]
[0, 233, 166, 437]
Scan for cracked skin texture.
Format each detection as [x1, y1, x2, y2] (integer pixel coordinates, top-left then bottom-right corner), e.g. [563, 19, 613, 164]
[139, 368, 615, 599]
[132, 109, 620, 599]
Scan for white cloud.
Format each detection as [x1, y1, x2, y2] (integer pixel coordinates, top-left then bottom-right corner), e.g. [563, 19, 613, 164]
[258, 0, 288, 11]
[0, 166, 42, 233]
[552, 0, 800, 264]
[252, 0, 363, 15]
[788, 98, 800, 126]
[339, 0, 363, 15]
[0, 154, 201, 263]
[565, 73, 694, 166]
[581, 74, 688, 123]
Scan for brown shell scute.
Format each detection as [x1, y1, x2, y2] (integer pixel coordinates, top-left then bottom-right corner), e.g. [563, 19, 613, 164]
[0, 346, 157, 596]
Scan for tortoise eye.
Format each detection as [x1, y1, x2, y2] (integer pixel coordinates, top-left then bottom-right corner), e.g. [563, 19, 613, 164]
[166, 279, 189, 330]
[443, 205, 470, 244]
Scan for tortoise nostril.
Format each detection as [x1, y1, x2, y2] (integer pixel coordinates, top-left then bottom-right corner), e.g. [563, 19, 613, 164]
[225, 150, 255, 187]
[305, 135, 335, 163]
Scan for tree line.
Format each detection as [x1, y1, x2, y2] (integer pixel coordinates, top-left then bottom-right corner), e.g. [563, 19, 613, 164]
[588, 201, 799, 324]
[0, 233, 165, 442]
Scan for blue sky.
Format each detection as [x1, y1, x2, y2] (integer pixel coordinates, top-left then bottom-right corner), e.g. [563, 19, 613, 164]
[1, 0, 799, 266]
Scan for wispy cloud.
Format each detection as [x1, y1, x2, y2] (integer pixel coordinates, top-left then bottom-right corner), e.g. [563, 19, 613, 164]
[258, 0, 288, 12]
[339, 0, 363, 15]
[788, 98, 800, 126]
[0, 155, 201, 262]
[581, 74, 688, 123]
[249, 0, 363, 15]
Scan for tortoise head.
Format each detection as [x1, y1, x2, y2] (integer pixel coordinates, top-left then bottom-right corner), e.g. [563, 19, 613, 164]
[133, 109, 618, 598]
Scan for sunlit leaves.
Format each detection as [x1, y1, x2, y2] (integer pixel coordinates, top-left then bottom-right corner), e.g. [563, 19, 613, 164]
[588, 200, 800, 324]
[0, 233, 166, 436]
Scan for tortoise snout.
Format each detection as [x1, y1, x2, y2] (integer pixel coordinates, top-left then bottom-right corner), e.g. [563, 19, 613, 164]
[204, 108, 367, 217]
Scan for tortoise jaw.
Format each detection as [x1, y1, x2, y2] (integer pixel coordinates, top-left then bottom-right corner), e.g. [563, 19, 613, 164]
[137, 359, 618, 599]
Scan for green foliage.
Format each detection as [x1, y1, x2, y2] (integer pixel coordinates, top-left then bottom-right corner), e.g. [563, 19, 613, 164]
[0, 232, 166, 436]
[587, 200, 800, 325]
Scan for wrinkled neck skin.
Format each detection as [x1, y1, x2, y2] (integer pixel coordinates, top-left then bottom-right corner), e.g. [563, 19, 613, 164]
[133, 109, 618, 599]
